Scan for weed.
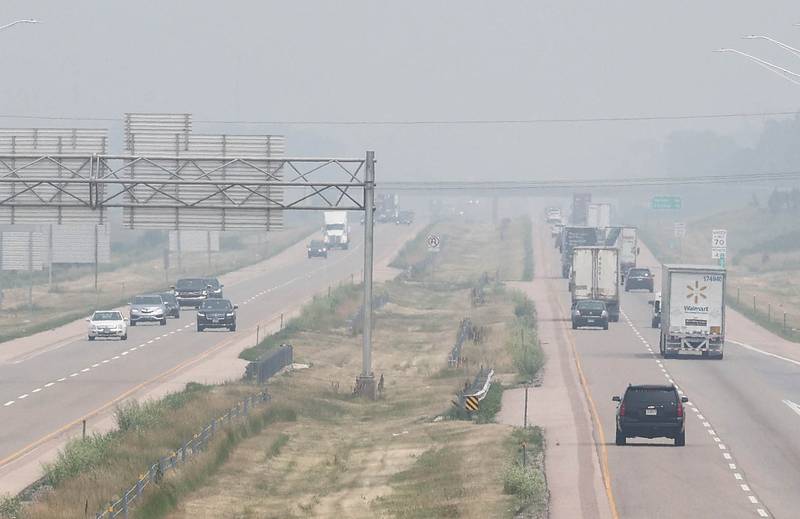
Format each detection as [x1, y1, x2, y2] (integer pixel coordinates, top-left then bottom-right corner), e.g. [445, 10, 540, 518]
[0, 495, 21, 519]
[475, 384, 503, 424]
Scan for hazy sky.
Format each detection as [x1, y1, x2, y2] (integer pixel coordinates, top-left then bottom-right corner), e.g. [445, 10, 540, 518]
[2, 1, 800, 181]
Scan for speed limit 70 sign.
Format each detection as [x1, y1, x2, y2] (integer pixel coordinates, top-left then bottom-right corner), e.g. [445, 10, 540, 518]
[711, 229, 727, 259]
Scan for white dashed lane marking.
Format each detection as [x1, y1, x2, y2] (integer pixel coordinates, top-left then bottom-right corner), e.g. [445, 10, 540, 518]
[621, 310, 771, 518]
[31, 388, 41, 393]
[17, 394, 28, 399]
[44, 382, 54, 388]
[3, 401, 13, 407]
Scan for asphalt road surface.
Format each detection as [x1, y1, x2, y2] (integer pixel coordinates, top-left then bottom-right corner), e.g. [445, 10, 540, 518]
[0, 224, 417, 478]
[538, 224, 798, 518]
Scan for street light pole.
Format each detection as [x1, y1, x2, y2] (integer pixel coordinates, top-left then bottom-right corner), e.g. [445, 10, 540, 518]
[743, 35, 800, 59]
[0, 19, 40, 32]
[715, 48, 800, 86]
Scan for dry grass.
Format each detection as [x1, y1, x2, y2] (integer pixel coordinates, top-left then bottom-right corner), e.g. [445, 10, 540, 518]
[158, 221, 545, 519]
[23, 383, 272, 518]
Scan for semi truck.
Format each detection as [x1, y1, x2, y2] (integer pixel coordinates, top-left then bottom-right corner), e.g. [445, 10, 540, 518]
[559, 226, 598, 278]
[570, 246, 620, 322]
[587, 203, 612, 228]
[659, 264, 726, 359]
[619, 227, 638, 278]
[323, 211, 350, 249]
[570, 193, 591, 225]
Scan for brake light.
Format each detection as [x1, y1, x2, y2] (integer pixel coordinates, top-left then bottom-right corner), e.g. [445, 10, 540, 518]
[619, 403, 625, 417]
[676, 400, 683, 417]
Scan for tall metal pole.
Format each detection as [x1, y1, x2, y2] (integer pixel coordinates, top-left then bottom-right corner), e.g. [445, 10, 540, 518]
[358, 151, 376, 397]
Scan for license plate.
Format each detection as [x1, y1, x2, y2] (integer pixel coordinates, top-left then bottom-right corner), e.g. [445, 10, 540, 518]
[213, 319, 221, 323]
[587, 319, 595, 323]
[645, 408, 657, 416]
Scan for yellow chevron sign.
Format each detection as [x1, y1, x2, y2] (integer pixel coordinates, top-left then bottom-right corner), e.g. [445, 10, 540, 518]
[465, 395, 480, 412]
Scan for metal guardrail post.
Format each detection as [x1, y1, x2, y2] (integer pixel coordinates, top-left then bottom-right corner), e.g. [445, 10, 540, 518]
[136, 475, 143, 498]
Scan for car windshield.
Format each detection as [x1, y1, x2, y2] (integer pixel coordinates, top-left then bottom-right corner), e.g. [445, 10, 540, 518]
[625, 387, 677, 407]
[200, 300, 232, 310]
[326, 224, 345, 230]
[629, 269, 650, 277]
[160, 293, 177, 304]
[176, 279, 206, 289]
[92, 311, 122, 321]
[133, 296, 163, 305]
[577, 301, 605, 311]
[310, 241, 325, 247]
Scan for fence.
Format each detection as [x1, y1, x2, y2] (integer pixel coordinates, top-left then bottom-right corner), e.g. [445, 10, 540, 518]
[94, 389, 270, 519]
[448, 318, 474, 367]
[729, 286, 800, 341]
[244, 344, 294, 384]
[347, 291, 389, 335]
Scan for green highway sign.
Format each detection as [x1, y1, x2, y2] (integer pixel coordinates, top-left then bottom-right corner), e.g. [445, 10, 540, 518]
[651, 196, 682, 210]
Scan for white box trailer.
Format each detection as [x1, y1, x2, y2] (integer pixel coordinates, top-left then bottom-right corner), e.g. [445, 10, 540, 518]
[659, 264, 726, 359]
[619, 227, 638, 277]
[570, 246, 620, 321]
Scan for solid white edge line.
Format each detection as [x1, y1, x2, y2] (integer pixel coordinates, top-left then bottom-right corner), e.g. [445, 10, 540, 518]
[728, 338, 800, 368]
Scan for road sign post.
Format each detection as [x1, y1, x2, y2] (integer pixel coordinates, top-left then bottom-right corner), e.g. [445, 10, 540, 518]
[426, 233, 441, 252]
[711, 229, 727, 267]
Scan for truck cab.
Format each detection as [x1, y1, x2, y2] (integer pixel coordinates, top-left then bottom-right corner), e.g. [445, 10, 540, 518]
[323, 211, 350, 250]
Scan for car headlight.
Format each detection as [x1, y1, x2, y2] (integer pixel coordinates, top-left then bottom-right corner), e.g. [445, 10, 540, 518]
[131, 308, 140, 314]
[226, 312, 235, 317]
[202, 290, 208, 296]
[197, 312, 205, 317]
[601, 310, 609, 317]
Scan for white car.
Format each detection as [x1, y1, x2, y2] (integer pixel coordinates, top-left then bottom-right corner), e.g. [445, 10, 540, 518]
[87, 310, 128, 341]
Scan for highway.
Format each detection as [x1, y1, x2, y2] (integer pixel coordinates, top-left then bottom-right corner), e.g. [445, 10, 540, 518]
[535, 223, 800, 518]
[0, 224, 419, 485]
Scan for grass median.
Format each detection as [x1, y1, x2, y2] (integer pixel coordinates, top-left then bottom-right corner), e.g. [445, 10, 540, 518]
[7, 220, 548, 519]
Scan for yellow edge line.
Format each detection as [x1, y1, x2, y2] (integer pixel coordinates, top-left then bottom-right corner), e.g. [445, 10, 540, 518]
[0, 329, 244, 470]
[538, 224, 619, 519]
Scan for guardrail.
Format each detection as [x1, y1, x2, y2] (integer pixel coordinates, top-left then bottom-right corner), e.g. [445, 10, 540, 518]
[457, 366, 494, 411]
[94, 389, 270, 519]
[244, 344, 293, 384]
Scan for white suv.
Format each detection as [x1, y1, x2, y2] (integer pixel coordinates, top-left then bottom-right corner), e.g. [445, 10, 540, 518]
[87, 310, 128, 341]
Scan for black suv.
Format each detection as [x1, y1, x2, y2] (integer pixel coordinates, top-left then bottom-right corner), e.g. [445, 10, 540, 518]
[203, 277, 224, 299]
[613, 384, 688, 446]
[196, 298, 237, 332]
[625, 267, 654, 292]
[571, 300, 609, 330]
[160, 292, 180, 319]
[307, 240, 328, 258]
[173, 278, 209, 307]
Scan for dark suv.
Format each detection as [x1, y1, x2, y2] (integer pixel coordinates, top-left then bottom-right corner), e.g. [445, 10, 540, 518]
[613, 384, 688, 446]
[173, 278, 209, 308]
[196, 298, 237, 332]
[203, 277, 224, 299]
[160, 292, 180, 319]
[571, 300, 609, 330]
[625, 267, 654, 292]
[307, 240, 328, 258]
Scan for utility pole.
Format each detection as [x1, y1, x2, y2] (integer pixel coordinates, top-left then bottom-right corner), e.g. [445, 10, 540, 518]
[356, 151, 376, 398]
